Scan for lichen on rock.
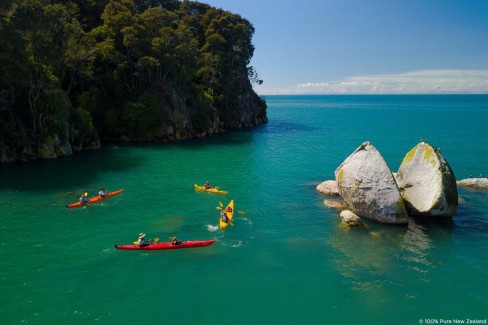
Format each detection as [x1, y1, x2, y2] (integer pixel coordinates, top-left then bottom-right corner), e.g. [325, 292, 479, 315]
[396, 141, 458, 217]
[335, 141, 408, 224]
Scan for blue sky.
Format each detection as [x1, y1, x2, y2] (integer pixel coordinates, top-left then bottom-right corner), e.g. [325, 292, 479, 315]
[202, 0, 488, 94]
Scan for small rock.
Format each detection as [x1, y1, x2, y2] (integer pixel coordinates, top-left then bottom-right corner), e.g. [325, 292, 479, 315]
[324, 199, 347, 210]
[340, 210, 367, 227]
[316, 180, 339, 195]
[457, 178, 488, 189]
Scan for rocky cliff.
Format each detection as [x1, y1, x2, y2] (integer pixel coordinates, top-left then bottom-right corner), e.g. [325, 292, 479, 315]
[0, 85, 266, 163]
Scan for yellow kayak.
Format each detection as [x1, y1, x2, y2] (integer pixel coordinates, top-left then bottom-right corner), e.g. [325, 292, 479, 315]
[194, 184, 228, 195]
[219, 200, 234, 230]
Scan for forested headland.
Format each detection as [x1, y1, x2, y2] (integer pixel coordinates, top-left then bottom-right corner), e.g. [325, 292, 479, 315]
[0, 0, 267, 163]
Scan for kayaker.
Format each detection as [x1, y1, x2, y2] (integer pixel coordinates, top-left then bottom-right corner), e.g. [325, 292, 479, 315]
[79, 192, 88, 204]
[204, 181, 211, 189]
[172, 237, 181, 245]
[98, 188, 107, 197]
[220, 211, 229, 223]
[137, 233, 147, 246]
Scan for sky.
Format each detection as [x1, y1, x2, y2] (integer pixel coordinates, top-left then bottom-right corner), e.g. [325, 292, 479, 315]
[202, 0, 488, 95]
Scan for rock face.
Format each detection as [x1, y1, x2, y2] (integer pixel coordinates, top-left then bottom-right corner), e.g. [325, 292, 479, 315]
[340, 210, 367, 227]
[396, 141, 458, 217]
[457, 178, 488, 189]
[335, 141, 408, 224]
[153, 83, 267, 142]
[0, 81, 266, 163]
[316, 180, 339, 195]
[38, 134, 74, 159]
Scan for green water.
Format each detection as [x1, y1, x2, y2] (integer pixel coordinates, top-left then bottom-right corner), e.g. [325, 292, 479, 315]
[1, 95, 487, 324]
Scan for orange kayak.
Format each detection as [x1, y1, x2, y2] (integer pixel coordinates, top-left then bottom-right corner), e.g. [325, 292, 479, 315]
[66, 189, 124, 209]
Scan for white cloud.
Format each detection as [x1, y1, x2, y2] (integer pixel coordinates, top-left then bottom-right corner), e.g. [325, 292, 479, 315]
[254, 70, 488, 95]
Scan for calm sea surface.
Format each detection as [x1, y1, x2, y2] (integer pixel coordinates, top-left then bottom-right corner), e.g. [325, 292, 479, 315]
[1, 95, 487, 324]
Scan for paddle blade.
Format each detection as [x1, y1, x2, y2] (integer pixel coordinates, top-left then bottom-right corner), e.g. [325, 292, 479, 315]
[238, 211, 245, 215]
[219, 201, 223, 207]
[153, 238, 159, 243]
[133, 241, 139, 245]
[216, 206, 223, 210]
[230, 222, 234, 227]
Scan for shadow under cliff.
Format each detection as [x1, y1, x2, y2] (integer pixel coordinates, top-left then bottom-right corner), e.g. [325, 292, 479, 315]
[0, 128, 263, 192]
[0, 146, 144, 192]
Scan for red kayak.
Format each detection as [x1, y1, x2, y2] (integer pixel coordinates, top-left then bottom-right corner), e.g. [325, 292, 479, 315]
[115, 239, 216, 250]
[66, 189, 124, 209]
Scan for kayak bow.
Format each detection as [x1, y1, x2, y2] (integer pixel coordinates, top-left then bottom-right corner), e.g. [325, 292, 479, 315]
[115, 239, 216, 250]
[66, 189, 124, 209]
[194, 184, 228, 195]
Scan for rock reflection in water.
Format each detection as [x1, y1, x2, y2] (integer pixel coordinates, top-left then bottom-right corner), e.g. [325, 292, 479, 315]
[328, 217, 453, 303]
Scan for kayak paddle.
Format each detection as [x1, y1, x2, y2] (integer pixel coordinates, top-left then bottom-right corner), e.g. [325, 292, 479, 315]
[132, 238, 159, 245]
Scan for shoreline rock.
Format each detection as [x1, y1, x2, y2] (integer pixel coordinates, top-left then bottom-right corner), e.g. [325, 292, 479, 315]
[340, 210, 367, 228]
[323, 199, 348, 210]
[316, 180, 339, 195]
[457, 177, 488, 189]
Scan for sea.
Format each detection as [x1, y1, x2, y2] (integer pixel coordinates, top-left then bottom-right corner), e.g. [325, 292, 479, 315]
[1, 95, 487, 324]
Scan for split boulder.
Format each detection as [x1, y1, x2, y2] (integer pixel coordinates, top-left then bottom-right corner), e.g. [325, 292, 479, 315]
[335, 141, 408, 224]
[396, 141, 458, 217]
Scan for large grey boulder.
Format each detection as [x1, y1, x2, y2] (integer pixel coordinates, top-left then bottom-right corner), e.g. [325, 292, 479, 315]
[335, 141, 408, 224]
[396, 141, 458, 217]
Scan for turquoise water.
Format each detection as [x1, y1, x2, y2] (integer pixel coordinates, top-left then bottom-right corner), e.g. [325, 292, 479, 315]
[1, 95, 487, 324]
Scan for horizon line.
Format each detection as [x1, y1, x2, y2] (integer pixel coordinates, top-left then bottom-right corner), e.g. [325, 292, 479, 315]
[256, 93, 488, 96]
[253, 69, 488, 96]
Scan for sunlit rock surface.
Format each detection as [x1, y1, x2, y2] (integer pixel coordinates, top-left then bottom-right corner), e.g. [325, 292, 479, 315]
[340, 210, 367, 227]
[335, 141, 408, 224]
[396, 141, 458, 217]
[457, 177, 488, 189]
[316, 180, 339, 195]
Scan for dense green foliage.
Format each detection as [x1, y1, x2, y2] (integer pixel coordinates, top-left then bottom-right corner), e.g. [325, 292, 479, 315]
[0, 0, 266, 162]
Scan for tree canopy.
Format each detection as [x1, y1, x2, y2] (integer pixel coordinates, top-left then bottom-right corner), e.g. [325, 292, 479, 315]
[0, 0, 266, 162]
